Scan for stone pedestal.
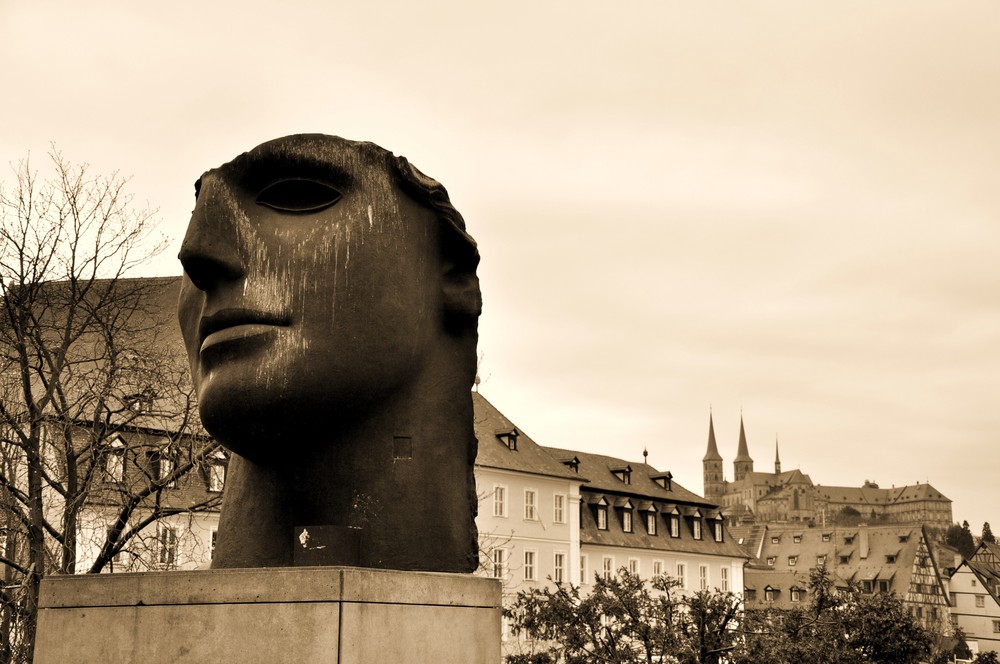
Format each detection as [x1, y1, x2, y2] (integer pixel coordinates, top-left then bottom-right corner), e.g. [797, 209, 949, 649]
[34, 566, 501, 663]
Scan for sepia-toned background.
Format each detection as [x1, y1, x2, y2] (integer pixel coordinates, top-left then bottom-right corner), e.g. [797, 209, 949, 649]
[2, 1, 998, 529]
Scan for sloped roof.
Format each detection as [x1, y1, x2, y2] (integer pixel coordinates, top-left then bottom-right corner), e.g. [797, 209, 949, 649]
[541, 447, 710, 506]
[815, 482, 951, 507]
[541, 447, 747, 559]
[472, 393, 585, 481]
[753, 524, 930, 598]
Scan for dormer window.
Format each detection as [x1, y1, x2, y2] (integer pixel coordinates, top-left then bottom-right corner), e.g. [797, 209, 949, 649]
[495, 428, 519, 451]
[622, 510, 633, 533]
[646, 510, 657, 535]
[597, 505, 608, 530]
[561, 456, 580, 473]
[207, 448, 227, 492]
[652, 472, 673, 491]
[844, 536, 855, 545]
[713, 519, 724, 542]
[822, 533, 832, 542]
[692, 517, 703, 540]
[611, 465, 632, 485]
[771, 536, 781, 544]
[669, 510, 681, 538]
[124, 385, 157, 414]
[793, 534, 802, 543]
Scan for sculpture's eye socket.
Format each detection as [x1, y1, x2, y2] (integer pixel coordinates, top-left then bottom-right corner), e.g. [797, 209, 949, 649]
[255, 179, 342, 213]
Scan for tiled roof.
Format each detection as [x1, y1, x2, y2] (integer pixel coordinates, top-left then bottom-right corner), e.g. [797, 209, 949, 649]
[472, 393, 584, 481]
[815, 482, 951, 506]
[541, 447, 710, 506]
[540, 447, 746, 559]
[753, 524, 928, 597]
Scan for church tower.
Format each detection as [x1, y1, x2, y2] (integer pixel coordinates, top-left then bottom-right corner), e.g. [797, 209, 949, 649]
[774, 436, 781, 474]
[702, 412, 724, 502]
[733, 416, 754, 482]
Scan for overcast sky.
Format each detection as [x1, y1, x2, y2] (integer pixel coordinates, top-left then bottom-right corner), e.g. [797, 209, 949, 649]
[2, 1, 998, 532]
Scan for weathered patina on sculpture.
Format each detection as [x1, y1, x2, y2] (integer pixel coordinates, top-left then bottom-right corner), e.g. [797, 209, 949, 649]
[177, 135, 481, 571]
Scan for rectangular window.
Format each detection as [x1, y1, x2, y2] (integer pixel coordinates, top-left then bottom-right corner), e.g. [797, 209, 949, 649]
[553, 552, 565, 583]
[156, 523, 177, 569]
[720, 566, 729, 592]
[653, 560, 663, 577]
[993, 620, 1000, 634]
[676, 563, 687, 590]
[628, 558, 639, 575]
[765, 589, 774, 602]
[553, 494, 566, 524]
[791, 588, 801, 602]
[670, 516, 680, 538]
[766, 556, 775, 566]
[977, 595, 986, 608]
[646, 512, 657, 535]
[699, 565, 709, 590]
[788, 556, 797, 567]
[524, 490, 537, 520]
[693, 519, 702, 540]
[622, 510, 633, 533]
[793, 535, 802, 543]
[713, 521, 723, 542]
[523, 550, 536, 581]
[580, 555, 588, 584]
[597, 506, 608, 530]
[491, 549, 507, 579]
[822, 533, 831, 542]
[817, 555, 826, 566]
[493, 485, 507, 517]
[603, 556, 614, 580]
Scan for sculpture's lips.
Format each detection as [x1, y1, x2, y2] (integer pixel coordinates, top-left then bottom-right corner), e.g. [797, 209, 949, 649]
[198, 309, 290, 353]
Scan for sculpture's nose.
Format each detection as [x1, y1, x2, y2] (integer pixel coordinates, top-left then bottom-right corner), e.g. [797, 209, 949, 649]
[178, 175, 245, 292]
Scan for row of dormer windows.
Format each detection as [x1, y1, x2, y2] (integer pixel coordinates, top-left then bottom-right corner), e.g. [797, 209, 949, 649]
[590, 503, 724, 542]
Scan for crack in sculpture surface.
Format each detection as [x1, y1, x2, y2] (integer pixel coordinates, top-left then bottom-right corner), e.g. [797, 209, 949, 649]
[177, 134, 481, 571]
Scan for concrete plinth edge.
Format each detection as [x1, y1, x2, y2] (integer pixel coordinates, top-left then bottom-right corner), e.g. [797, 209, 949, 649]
[34, 566, 502, 663]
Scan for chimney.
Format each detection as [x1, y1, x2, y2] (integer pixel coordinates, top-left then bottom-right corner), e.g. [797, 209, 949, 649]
[859, 524, 869, 560]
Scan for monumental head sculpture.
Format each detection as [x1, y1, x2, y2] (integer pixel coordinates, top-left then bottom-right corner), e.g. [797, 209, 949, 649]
[178, 134, 481, 571]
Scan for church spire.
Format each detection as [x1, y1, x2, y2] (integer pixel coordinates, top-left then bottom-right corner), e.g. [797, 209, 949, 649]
[733, 415, 754, 482]
[774, 435, 781, 474]
[702, 410, 724, 502]
[703, 411, 722, 462]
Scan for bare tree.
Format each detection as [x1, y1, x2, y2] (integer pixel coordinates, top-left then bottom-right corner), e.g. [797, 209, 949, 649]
[0, 150, 220, 663]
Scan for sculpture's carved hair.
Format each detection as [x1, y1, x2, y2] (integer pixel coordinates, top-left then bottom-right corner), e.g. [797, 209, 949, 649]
[386, 153, 483, 330]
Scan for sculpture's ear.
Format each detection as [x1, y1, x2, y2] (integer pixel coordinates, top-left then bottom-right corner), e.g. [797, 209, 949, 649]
[441, 261, 482, 330]
[440, 227, 482, 331]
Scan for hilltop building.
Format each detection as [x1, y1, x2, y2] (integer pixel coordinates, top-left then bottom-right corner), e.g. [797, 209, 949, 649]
[702, 413, 952, 528]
